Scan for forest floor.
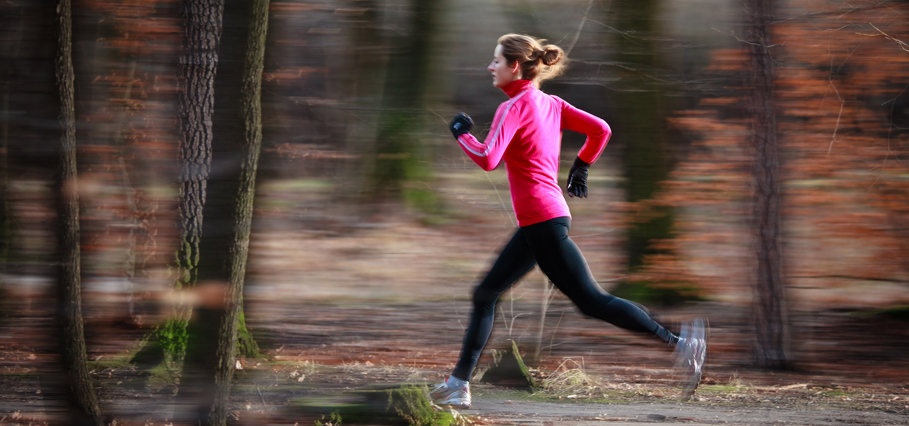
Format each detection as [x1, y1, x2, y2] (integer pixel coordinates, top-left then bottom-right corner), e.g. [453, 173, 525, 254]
[1, 298, 908, 425]
[2, 212, 909, 425]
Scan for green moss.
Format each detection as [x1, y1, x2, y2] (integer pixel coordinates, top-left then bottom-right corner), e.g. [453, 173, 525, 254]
[134, 309, 259, 372]
[237, 310, 261, 358]
[129, 319, 188, 370]
[385, 385, 441, 425]
[314, 410, 343, 426]
[292, 384, 459, 425]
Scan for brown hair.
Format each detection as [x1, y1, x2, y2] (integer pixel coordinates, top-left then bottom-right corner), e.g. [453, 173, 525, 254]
[497, 33, 567, 83]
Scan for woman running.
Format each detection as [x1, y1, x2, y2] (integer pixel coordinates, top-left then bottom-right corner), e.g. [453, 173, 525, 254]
[431, 34, 706, 409]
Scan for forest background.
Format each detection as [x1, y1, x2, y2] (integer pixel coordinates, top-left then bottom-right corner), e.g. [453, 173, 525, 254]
[1, 0, 908, 425]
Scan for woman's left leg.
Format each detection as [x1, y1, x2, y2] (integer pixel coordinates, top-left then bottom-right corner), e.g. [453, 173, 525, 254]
[522, 217, 678, 344]
[431, 228, 537, 409]
[451, 227, 538, 381]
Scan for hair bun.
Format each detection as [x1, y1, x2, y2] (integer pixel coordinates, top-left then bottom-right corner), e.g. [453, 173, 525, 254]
[540, 45, 564, 66]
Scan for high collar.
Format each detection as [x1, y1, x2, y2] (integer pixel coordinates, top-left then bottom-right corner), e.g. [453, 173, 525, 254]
[501, 79, 535, 98]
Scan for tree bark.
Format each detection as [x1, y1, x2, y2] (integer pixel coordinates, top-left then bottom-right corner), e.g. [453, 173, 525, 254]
[53, 0, 104, 423]
[159, 0, 224, 371]
[176, 0, 225, 290]
[174, 0, 225, 422]
[747, 0, 791, 369]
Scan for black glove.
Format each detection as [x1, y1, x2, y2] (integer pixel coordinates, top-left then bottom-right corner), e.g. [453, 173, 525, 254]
[566, 157, 590, 198]
[449, 112, 474, 139]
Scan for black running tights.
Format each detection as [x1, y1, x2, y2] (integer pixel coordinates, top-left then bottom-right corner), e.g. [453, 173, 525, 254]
[451, 216, 677, 381]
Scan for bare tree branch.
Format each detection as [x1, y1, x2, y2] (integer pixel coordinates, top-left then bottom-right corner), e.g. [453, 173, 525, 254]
[857, 23, 909, 52]
[769, 1, 895, 25]
[564, 0, 597, 56]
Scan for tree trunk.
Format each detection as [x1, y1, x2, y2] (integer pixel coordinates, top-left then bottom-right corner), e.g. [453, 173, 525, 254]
[174, 0, 226, 421]
[343, 0, 386, 206]
[747, 0, 790, 369]
[230, 0, 270, 360]
[0, 0, 26, 293]
[610, 0, 675, 272]
[160, 0, 224, 368]
[369, 0, 442, 211]
[53, 0, 104, 423]
[0, 26, 14, 275]
[176, 0, 225, 290]
[181, 0, 269, 423]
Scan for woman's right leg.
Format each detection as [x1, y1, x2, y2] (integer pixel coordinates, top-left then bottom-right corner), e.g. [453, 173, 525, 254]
[451, 228, 537, 381]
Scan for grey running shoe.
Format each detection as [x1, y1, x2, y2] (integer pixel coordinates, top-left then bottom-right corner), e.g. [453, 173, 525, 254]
[429, 378, 471, 409]
[674, 317, 707, 399]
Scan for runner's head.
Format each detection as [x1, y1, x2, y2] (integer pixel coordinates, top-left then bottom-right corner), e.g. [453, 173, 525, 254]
[492, 34, 567, 86]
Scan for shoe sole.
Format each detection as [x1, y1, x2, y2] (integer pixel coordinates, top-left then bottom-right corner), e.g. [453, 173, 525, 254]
[437, 402, 471, 409]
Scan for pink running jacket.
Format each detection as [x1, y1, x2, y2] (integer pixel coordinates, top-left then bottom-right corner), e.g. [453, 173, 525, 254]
[456, 79, 612, 227]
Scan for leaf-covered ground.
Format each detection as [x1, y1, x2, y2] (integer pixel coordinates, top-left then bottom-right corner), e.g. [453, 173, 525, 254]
[2, 293, 908, 424]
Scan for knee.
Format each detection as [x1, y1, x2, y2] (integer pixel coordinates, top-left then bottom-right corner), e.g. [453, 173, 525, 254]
[573, 291, 616, 319]
[472, 286, 499, 309]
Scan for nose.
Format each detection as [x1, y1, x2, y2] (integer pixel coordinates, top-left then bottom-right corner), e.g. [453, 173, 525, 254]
[488, 62, 494, 72]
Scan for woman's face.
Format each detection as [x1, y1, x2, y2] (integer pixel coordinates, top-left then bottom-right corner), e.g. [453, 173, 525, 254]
[488, 44, 520, 88]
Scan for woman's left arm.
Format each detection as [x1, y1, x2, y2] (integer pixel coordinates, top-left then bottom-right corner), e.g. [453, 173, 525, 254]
[556, 97, 612, 164]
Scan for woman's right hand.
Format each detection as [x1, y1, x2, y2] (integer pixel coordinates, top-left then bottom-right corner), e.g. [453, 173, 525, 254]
[449, 112, 474, 139]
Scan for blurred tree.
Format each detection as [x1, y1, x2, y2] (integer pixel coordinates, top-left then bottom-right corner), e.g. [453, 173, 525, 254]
[606, 0, 680, 301]
[341, 0, 386, 205]
[747, 0, 790, 369]
[52, 0, 104, 423]
[0, 6, 16, 276]
[181, 0, 270, 423]
[369, 0, 444, 213]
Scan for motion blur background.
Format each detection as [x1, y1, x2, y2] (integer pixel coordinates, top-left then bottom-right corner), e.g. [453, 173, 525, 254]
[1, 0, 908, 423]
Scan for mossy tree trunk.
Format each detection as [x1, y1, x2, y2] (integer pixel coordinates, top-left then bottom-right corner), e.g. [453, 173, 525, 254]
[156, 0, 224, 367]
[181, 0, 269, 423]
[222, 0, 269, 361]
[52, 0, 104, 424]
[747, 0, 790, 370]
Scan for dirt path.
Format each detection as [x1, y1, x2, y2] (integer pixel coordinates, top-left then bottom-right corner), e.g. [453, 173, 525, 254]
[465, 387, 909, 425]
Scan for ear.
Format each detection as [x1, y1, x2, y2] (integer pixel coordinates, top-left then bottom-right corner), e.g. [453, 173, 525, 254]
[511, 61, 520, 74]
